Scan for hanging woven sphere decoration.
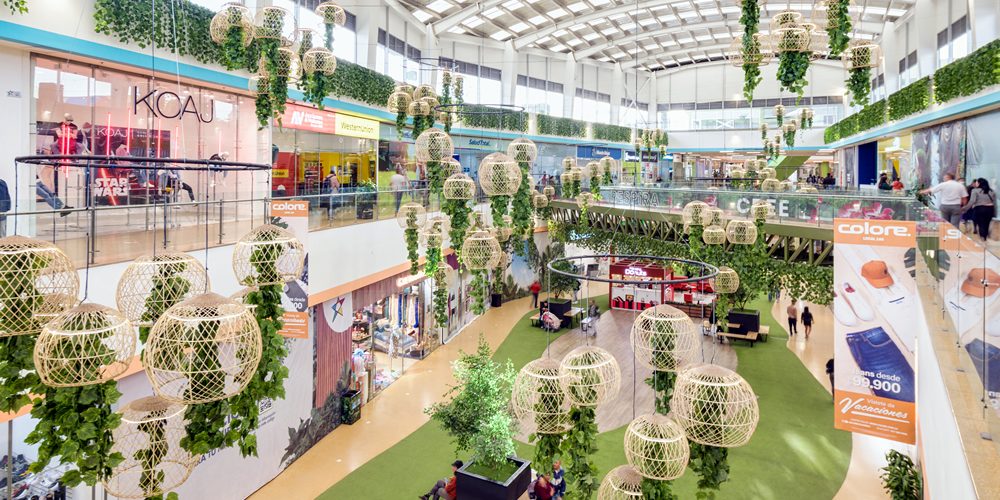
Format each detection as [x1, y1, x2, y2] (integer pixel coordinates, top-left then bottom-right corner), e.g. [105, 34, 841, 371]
[34, 303, 135, 388]
[559, 170, 574, 187]
[253, 6, 293, 41]
[596, 465, 644, 500]
[682, 201, 710, 226]
[103, 396, 197, 499]
[460, 230, 502, 271]
[730, 167, 746, 179]
[559, 346, 621, 407]
[441, 159, 463, 177]
[760, 178, 781, 192]
[444, 173, 477, 200]
[630, 304, 699, 372]
[576, 192, 594, 210]
[726, 220, 758, 245]
[760, 167, 776, 179]
[532, 193, 549, 209]
[412, 84, 436, 101]
[387, 90, 412, 113]
[421, 95, 440, 109]
[624, 413, 690, 480]
[599, 156, 619, 177]
[407, 100, 431, 117]
[543, 185, 556, 200]
[257, 47, 297, 78]
[232, 224, 306, 287]
[512, 358, 572, 435]
[210, 2, 254, 45]
[394, 83, 414, 95]
[315, 1, 347, 25]
[421, 218, 448, 248]
[507, 138, 538, 163]
[0, 236, 79, 336]
[562, 157, 577, 170]
[778, 180, 795, 192]
[706, 207, 724, 226]
[751, 200, 774, 220]
[702, 225, 727, 245]
[303, 47, 337, 75]
[799, 185, 819, 194]
[116, 252, 209, 327]
[415, 129, 455, 163]
[670, 364, 760, 448]
[714, 266, 740, 294]
[478, 152, 521, 196]
[843, 40, 883, 70]
[229, 286, 258, 313]
[569, 166, 584, 183]
[586, 161, 601, 180]
[772, 24, 811, 53]
[144, 293, 262, 405]
[396, 202, 428, 229]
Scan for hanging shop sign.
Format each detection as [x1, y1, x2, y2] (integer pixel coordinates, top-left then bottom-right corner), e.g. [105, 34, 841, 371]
[622, 151, 659, 162]
[335, 114, 380, 140]
[133, 87, 214, 123]
[833, 218, 917, 444]
[576, 145, 622, 160]
[272, 200, 310, 339]
[281, 104, 337, 134]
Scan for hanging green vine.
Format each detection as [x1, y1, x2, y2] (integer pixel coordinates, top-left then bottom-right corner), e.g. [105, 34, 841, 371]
[3, 0, 27, 14]
[136, 413, 173, 499]
[427, 160, 444, 196]
[740, 0, 762, 102]
[689, 442, 730, 499]
[0, 249, 49, 414]
[433, 267, 448, 328]
[847, 66, 872, 108]
[491, 195, 511, 228]
[562, 406, 599, 499]
[440, 72, 454, 133]
[219, 24, 250, 71]
[511, 161, 534, 254]
[443, 199, 472, 260]
[784, 128, 796, 148]
[470, 269, 488, 315]
[139, 262, 193, 344]
[405, 210, 420, 275]
[0, 335, 40, 414]
[181, 318, 229, 456]
[454, 75, 465, 104]
[777, 51, 810, 100]
[395, 109, 408, 140]
[826, 0, 852, 57]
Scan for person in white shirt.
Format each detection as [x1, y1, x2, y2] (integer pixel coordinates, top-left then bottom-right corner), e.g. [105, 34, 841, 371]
[389, 165, 408, 212]
[920, 173, 968, 227]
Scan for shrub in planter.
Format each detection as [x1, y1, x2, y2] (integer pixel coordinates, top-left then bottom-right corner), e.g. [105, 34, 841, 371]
[880, 450, 921, 500]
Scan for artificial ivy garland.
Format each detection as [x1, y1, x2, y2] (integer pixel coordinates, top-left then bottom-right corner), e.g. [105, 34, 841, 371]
[3, 0, 27, 14]
[740, 0, 762, 102]
[826, 0, 852, 57]
[433, 268, 448, 328]
[777, 51, 810, 100]
[405, 210, 420, 275]
[470, 269, 488, 315]
[510, 161, 534, 254]
[846, 67, 872, 108]
[443, 199, 472, 261]
[562, 406, 599, 499]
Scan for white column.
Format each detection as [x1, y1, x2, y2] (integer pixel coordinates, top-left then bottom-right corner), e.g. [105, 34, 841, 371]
[422, 31, 440, 88]
[610, 63, 624, 125]
[648, 72, 658, 129]
[881, 21, 901, 92]
[913, 0, 938, 80]
[356, 7, 380, 71]
[501, 42, 517, 106]
[969, 0, 999, 50]
[563, 56, 577, 119]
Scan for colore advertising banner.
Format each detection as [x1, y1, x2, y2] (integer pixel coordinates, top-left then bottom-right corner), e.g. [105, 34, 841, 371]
[273, 199, 310, 338]
[833, 218, 918, 444]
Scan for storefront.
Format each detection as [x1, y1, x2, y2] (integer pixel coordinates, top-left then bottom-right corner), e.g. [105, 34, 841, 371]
[608, 258, 715, 318]
[272, 103, 380, 196]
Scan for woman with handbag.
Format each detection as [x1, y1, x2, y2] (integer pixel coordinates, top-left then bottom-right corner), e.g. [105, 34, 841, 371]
[961, 178, 996, 241]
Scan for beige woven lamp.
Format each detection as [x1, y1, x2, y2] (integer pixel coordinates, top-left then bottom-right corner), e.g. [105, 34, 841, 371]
[0, 236, 79, 336]
[597, 465, 644, 500]
[586, 161, 601, 180]
[730, 167, 746, 179]
[104, 396, 198, 499]
[760, 167, 777, 179]
[247, 75, 270, 96]
[512, 358, 571, 435]
[682, 201, 710, 226]
[726, 220, 758, 245]
[315, 1, 347, 25]
[599, 156, 618, 178]
[407, 100, 431, 117]
[714, 266, 740, 294]
[34, 303, 135, 387]
[751, 200, 774, 220]
[302, 47, 337, 75]
[543, 185, 556, 200]
[412, 84, 437, 101]
[232, 224, 306, 287]
[760, 178, 781, 192]
[229, 286, 258, 313]
[396, 202, 428, 229]
[532, 193, 549, 209]
[702, 225, 727, 245]
[843, 40, 883, 71]
[421, 95, 440, 110]
[253, 5, 292, 41]
[630, 304, 700, 372]
[507, 138, 538, 163]
[778, 180, 794, 192]
[144, 293, 262, 405]
[441, 159, 463, 177]
[444, 173, 477, 200]
[562, 157, 577, 171]
[559, 346, 621, 407]
[670, 364, 759, 448]
[799, 185, 819, 194]
[460, 230, 502, 271]
[116, 253, 209, 327]
[559, 170, 574, 188]
[386, 91, 411, 114]
[478, 152, 521, 196]
[624, 413, 690, 480]
[576, 192, 595, 210]
[706, 207, 724, 226]
[569, 166, 584, 183]
[210, 2, 254, 45]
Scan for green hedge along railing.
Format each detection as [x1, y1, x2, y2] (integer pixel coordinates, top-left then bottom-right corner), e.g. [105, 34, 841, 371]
[592, 123, 632, 143]
[826, 40, 1000, 144]
[537, 114, 587, 138]
[459, 105, 529, 133]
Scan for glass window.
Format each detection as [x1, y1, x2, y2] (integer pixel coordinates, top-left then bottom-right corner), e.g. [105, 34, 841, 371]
[545, 90, 564, 117]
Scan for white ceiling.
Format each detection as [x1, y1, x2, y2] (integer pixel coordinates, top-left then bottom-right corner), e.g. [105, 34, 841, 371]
[399, 0, 914, 71]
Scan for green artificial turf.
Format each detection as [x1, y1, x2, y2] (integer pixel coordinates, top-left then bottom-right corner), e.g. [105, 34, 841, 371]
[319, 295, 852, 500]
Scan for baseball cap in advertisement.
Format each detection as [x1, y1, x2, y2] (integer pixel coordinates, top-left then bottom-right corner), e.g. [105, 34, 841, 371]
[861, 260, 894, 288]
[961, 268, 1000, 298]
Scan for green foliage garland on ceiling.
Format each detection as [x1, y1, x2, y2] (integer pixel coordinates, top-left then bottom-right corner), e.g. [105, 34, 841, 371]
[777, 51, 810, 100]
[592, 123, 631, 143]
[846, 66, 872, 108]
[3, 0, 27, 14]
[826, 0, 852, 57]
[537, 114, 586, 138]
[740, 0, 762, 102]
[562, 406, 599, 499]
[933, 39, 1000, 103]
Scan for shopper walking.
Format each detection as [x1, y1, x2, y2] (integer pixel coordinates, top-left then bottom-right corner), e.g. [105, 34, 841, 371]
[786, 298, 799, 336]
[920, 173, 968, 227]
[877, 173, 892, 191]
[961, 178, 996, 241]
[530, 280, 541, 308]
[826, 358, 835, 403]
[390, 166, 408, 213]
[552, 460, 566, 499]
[801, 306, 814, 339]
[419, 460, 460, 500]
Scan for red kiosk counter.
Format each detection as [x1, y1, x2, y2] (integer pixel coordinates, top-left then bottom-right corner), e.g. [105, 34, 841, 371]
[608, 258, 716, 318]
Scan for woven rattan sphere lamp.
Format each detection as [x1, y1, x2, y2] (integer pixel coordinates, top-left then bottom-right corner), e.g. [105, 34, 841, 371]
[407, 100, 430, 117]
[760, 178, 781, 192]
[624, 413, 690, 480]
[34, 303, 135, 387]
[562, 157, 577, 171]
[726, 220, 758, 245]
[396, 202, 428, 229]
[543, 185, 556, 200]
[702, 225, 727, 245]
[316, 1, 347, 25]
[507, 138, 538, 163]
[532, 193, 549, 209]
[210, 2, 254, 45]
[631, 304, 700, 371]
[586, 161, 601, 181]
[116, 253, 209, 327]
[302, 47, 336, 75]
[232, 224, 306, 287]
[104, 396, 197, 499]
[706, 207, 724, 227]
[670, 364, 759, 448]
[559, 346, 621, 407]
[415, 129, 454, 163]
[682, 201, 710, 226]
[760, 167, 777, 179]
[751, 200, 774, 220]
[576, 192, 595, 210]
[444, 173, 476, 200]
[714, 266, 740, 294]
[597, 465, 644, 500]
[460, 230, 502, 271]
[0, 236, 79, 336]
[144, 293, 262, 404]
[599, 156, 619, 177]
[478, 152, 521, 196]
[512, 358, 571, 435]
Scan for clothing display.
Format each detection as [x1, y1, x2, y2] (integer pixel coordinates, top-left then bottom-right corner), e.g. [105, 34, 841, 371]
[965, 339, 1000, 405]
[846, 327, 915, 403]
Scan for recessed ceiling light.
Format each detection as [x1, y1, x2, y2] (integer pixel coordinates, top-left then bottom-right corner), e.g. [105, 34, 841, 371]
[659, 15, 677, 23]
[502, 0, 523, 9]
[600, 27, 617, 35]
[721, 6, 739, 14]
[638, 18, 658, 27]
[643, 43, 659, 51]
[566, 38, 585, 46]
[570, 23, 587, 31]
[679, 10, 699, 19]
[701, 8, 720, 16]
[552, 29, 568, 37]
[677, 36, 693, 44]
[462, 16, 484, 28]
[427, 0, 453, 14]
[591, 0, 610, 5]
[695, 34, 712, 41]
[567, 2, 588, 13]
[619, 22, 636, 31]
[550, 44, 567, 52]
[583, 32, 601, 41]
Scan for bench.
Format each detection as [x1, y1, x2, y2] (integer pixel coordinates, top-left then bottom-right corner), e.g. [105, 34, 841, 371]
[718, 331, 759, 347]
[758, 325, 770, 342]
[530, 313, 541, 327]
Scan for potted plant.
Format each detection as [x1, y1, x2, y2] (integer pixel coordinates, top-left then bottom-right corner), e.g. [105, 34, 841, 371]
[426, 336, 531, 500]
[545, 260, 580, 317]
[880, 450, 921, 500]
[356, 179, 377, 219]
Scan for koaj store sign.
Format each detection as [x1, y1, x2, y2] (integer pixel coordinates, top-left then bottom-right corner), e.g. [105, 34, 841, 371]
[133, 87, 214, 123]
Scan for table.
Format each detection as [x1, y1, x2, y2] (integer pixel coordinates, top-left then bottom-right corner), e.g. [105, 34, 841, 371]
[564, 307, 585, 328]
[758, 325, 770, 342]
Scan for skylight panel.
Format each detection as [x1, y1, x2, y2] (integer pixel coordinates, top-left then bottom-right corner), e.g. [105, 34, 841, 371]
[600, 27, 618, 36]
[676, 36, 693, 44]
[550, 44, 567, 52]
[448, 26, 465, 34]
[412, 9, 433, 22]
[536, 36, 552, 44]
[678, 10, 699, 19]
[483, 7, 503, 19]
[583, 32, 601, 41]
[491, 30, 512, 40]
[528, 15, 546, 25]
[502, 0, 523, 9]
[599, 56, 613, 62]
[567, 2, 588, 13]
[700, 8, 720, 16]
[638, 18, 658, 27]
[609, 51, 627, 59]
[658, 15, 677, 23]
[720, 6, 739, 14]
[642, 42, 659, 51]
[463, 16, 484, 28]
[570, 23, 587, 31]
[566, 38, 585, 46]
[609, 13, 629, 21]
[547, 8, 568, 18]
[509, 22, 530, 33]
[619, 22, 636, 31]
[427, 0, 453, 14]
[552, 29, 568, 37]
[694, 33, 712, 41]
[591, 0, 611, 6]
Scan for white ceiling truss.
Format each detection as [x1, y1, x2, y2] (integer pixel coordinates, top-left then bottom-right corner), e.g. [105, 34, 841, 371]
[400, 0, 915, 71]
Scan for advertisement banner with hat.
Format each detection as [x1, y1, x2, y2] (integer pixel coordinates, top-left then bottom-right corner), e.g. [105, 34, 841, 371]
[833, 218, 918, 444]
[272, 200, 310, 338]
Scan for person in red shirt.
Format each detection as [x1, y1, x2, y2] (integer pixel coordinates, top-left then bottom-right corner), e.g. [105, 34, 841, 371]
[420, 460, 461, 500]
[533, 473, 555, 500]
[530, 280, 542, 308]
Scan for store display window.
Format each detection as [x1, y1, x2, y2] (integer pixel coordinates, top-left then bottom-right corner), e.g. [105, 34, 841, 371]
[609, 258, 716, 318]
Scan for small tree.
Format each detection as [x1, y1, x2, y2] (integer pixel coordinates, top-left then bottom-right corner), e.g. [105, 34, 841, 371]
[880, 450, 921, 500]
[548, 260, 580, 299]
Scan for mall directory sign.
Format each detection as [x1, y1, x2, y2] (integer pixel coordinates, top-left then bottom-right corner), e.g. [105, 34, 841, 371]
[833, 218, 917, 444]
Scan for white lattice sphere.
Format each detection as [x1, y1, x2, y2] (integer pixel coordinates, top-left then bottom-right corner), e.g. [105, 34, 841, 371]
[597, 465, 643, 500]
[229, 286, 257, 313]
[585, 161, 601, 180]
[421, 96, 439, 109]
[630, 304, 699, 372]
[624, 413, 690, 480]
[599, 156, 619, 177]
[779, 180, 794, 192]
[560, 171, 574, 187]
[576, 192, 595, 210]
[247, 75, 270, 96]
[116, 253, 209, 327]
[730, 167, 746, 179]
[104, 396, 197, 499]
[441, 159, 463, 177]
[0, 236, 80, 336]
[760, 178, 781, 192]
[772, 24, 811, 53]
[444, 173, 476, 200]
[761, 167, 776, 179]
[421, 216, 449, 248]
[412, 84, 436, 101]
[387, 90, 412, 113]
[460, 230, 502, 271]
[34, 303, 135, 388]
[682, 201, 710, 225]
[714, 266, 740, 294]
[144, 293, 262, 405]
[507, 138, 538, 163]
[726, 220, 758, 245]
[232, 224, 306, 287]
[512, 358, 571, 435]
[415, 130, 454, 164]
[303, 47, 337, 75]
[533, 193, 549, 209]
[559, 346, 621, 407]
[394, 83, 414, 95]
[562, 157, 577, 170]
[253, 6, 294, 41]
[210, 3, 254, 45]
[315, 1, 347, 25]
[569, 166, 584, 183]
[703, 225, 727, 245]
[478, 152, 521, 196]
[397, 202, 427, 229]
[257, 47, 297, 77]
[706, 207, 724, 226]
[407, 100, 430, 117]
[843, 40, 883, 70]
[543, 185, 556, 200]
[751, 200, 775, 220]
[670, 364, 759, 448]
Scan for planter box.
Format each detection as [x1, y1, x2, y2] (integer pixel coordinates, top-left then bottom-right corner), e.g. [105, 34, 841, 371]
[356, 201, 374, 219]
[490, 293, 503, 308]
[545, 298, 571, 317]
[456, 457, 531, 500]
[728, 309, 760, 334]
